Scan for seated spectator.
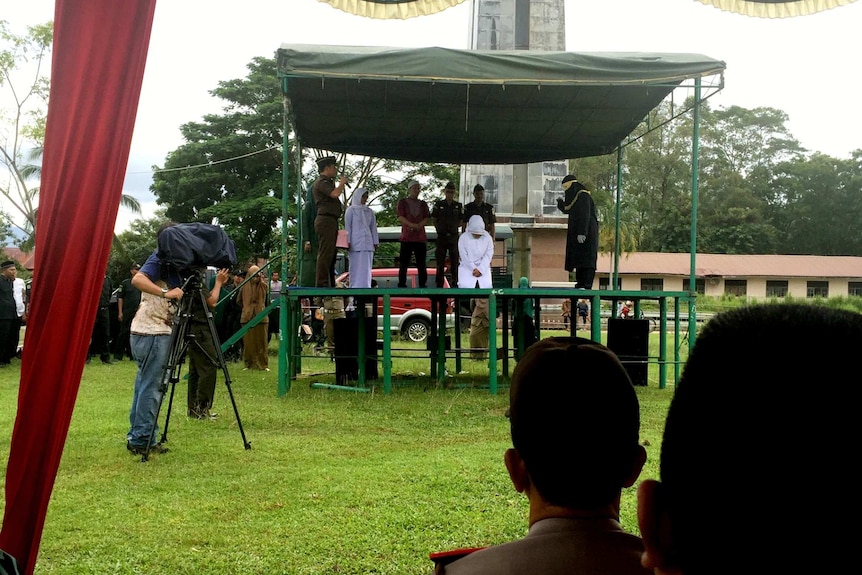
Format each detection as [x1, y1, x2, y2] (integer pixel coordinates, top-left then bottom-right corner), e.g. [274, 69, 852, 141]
[436, 336, 650, 575]
[637, 303, 862, 575]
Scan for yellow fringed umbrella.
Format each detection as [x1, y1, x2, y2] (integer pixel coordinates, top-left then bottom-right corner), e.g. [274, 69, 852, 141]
[695, 0, 856, 18]
[316, 0, 468, 19]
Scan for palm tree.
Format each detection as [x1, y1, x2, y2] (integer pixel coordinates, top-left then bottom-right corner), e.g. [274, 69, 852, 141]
[16, 146, 142, 253]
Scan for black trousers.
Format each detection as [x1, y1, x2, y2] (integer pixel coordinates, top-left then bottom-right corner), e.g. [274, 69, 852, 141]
[0, 318, 15, 364]
[398, 242, 427, 288]
[114, 315, 134, 359]
[89, 308, 111, 361]
[575, 267, 596, 289]
[435, 237, 458, 287]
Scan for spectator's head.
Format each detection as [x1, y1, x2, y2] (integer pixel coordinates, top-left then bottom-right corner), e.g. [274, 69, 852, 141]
[638, 304, 862, 575]
[247, 265, 261, 282]
[0, 260, 16, 280]
[130, 263, 140, 276]
[561, 174, 578, 191]
[472, 184, 485, 203]
[506, 336, 645, 510]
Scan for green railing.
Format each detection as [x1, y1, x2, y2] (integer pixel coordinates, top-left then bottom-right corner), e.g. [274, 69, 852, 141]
[278, 287, 693, 395]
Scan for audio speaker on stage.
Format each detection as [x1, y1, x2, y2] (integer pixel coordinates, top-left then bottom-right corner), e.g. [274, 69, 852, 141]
[333, 317, 378, 384]
[606, 318, 649, 386]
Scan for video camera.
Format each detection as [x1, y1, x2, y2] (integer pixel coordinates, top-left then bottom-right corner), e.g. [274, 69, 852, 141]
[157, 223, 237, 274]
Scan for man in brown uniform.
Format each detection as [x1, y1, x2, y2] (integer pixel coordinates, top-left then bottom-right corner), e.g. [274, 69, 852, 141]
[312, 155, 348, 287]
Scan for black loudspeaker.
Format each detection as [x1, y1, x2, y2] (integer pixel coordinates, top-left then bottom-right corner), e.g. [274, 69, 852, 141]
[606, 318, 649, 386]
[333, 317, 378, 385]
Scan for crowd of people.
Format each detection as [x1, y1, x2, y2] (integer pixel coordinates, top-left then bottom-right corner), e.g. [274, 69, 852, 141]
[307, 156, 505, 291]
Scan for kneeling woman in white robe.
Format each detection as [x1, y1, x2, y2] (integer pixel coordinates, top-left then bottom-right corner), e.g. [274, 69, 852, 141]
[345, 188, 378, 288]
[458, 215, 494, 289]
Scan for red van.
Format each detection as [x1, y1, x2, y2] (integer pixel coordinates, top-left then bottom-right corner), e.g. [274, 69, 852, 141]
[334, 268, 455, 342]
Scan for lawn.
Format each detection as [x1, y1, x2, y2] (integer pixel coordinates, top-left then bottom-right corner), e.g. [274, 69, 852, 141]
[0, 331, 679, 575]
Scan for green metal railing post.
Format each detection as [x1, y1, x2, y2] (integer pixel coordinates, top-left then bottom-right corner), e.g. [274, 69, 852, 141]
[357, 301, 366, 387]
[659, 297, 667, 389]
[437, 297, 447, 386]
[488, 292, 498, 394]
[590, 294, 601, 342]
[383, 294, 392, 394]
[674, 297, 681, 387]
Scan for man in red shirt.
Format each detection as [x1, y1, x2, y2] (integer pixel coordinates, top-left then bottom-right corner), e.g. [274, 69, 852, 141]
[396, 180, 431, 288]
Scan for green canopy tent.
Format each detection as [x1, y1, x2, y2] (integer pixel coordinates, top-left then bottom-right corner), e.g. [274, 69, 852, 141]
[277, 44, 725, 163]
[275, 44, 725, 393]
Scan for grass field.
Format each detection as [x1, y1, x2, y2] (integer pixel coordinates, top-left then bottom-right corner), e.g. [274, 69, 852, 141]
[0, 331, 679, 575]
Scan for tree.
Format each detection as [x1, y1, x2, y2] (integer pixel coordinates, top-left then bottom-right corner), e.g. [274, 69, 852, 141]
[152, 55, 458, 269]
[151, 56, 293, 264]
[769, 152, 862, 256]
[108, 211, 169, 286]
[0, 20, 51, 243]
[1, 21, 141, 251]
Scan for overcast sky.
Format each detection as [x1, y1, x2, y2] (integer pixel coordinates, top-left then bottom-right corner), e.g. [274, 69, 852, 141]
[4, 0, 861, 233]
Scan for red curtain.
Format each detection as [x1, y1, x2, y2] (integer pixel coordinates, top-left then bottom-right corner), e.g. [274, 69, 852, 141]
[0, 1, 156, 573]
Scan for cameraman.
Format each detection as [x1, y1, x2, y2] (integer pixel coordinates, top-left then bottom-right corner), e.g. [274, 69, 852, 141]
[133, 224, 230, 424]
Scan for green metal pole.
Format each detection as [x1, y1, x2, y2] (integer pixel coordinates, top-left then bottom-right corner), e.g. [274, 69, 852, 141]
[383, 294, 392, 394]
[278, 90, 292, 396]
[455, 296, 463, 374]
[688, 78, 702, 357]
[674, 297, 681, 387]
[357, 301, 366, 387]
[437, 297, 447, 386]
[488, 293, 497, 394]
[659, 297, 667, 389]
[613, 146, 623, 290]
[590, 294, 601, 342]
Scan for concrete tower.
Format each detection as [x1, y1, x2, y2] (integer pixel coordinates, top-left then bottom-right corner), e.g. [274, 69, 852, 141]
[464, 0, 568, 284]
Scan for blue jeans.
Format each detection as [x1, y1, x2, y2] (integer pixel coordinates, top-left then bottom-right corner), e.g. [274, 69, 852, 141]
[128, 333, 170, 447]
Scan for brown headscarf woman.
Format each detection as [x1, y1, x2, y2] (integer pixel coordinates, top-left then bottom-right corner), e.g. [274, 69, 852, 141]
[239, 265, 269, 371]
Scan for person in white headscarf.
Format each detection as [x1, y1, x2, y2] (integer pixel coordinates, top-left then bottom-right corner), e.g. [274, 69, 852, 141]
[458, 215, 494, 289]
[344, 187, 378, 289]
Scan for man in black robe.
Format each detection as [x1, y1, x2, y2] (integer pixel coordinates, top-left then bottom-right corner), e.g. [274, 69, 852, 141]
[557, 174, 598, 289]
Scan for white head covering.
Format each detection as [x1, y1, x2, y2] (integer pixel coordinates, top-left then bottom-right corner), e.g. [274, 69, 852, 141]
[350, 187, 367, 208]
[467, 214, 487, 237]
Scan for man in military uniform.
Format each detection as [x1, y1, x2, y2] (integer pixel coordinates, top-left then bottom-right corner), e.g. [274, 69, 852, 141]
[312, 155, 348, 288]
[0, 261, 17, 366]
[431, 181, 463, 288]
[114, 263, 142, 361]
[463, 183, 496, 240]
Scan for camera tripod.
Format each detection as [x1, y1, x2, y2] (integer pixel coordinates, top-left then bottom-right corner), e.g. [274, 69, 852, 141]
[141, 270, 252, 462]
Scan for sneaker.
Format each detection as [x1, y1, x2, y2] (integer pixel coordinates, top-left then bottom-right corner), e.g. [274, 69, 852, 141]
[126, 441, 169, 455]
[193, 409, 218, 420]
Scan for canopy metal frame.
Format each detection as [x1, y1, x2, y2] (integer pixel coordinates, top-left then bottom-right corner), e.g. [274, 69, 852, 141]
[274, 44, 725, 394]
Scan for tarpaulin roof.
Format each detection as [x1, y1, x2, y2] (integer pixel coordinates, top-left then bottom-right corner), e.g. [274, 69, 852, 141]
[277, 44, 725, 164]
